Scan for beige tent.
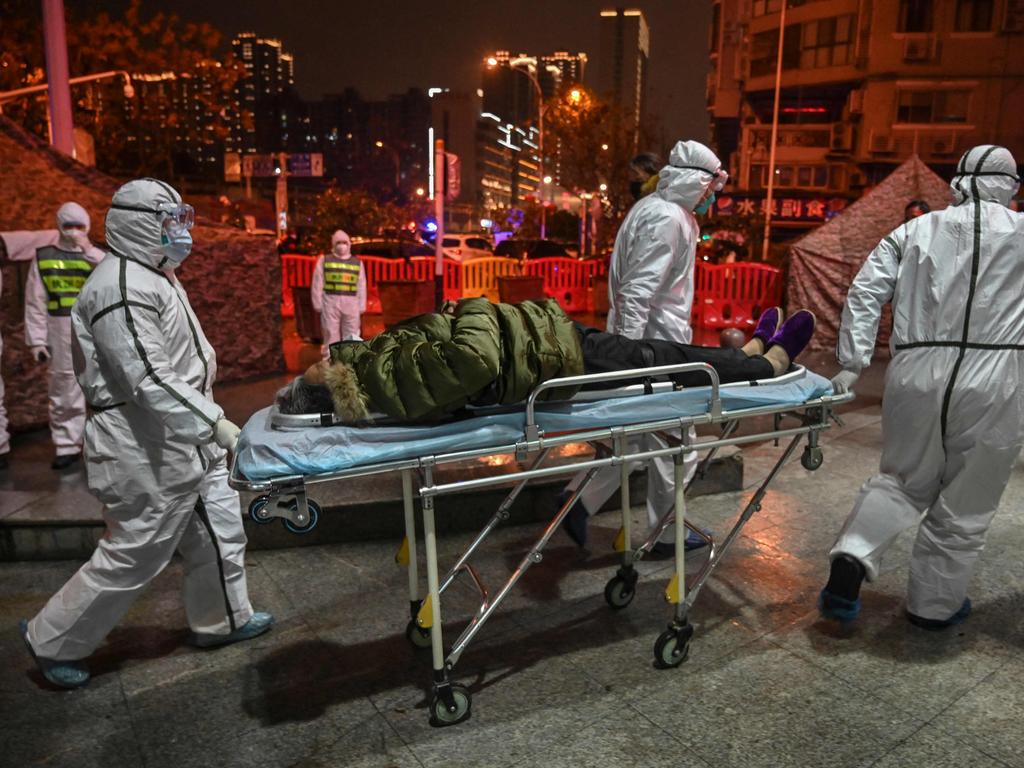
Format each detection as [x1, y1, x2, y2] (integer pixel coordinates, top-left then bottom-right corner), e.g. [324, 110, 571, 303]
[786, 155, 951, 352]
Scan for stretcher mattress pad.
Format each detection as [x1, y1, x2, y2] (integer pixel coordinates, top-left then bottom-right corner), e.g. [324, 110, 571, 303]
[236, 370, 833, 480]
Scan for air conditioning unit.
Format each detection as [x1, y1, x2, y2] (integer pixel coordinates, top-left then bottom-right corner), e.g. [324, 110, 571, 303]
[830, 123, 853, 151]
[869, 133, 895, 153]
[847, 89, 865, 115]
[903, 35, 937, 63]
[930, 136, 957, 156]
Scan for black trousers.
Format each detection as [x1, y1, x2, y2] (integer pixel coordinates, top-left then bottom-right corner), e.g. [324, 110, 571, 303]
[575, 324, 773, 389]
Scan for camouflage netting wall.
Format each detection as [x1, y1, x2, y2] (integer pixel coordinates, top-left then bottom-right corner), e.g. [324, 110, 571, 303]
[0, 117, 283, 430]
[786, 155, 952, 353]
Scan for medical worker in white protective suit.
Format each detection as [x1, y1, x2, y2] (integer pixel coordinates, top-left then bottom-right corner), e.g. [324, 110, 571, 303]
[20, 179, 273, 689]
[310, 229, 366, 356]
[560, 140, 730, 554]
[820, 145, 1024, 630]
[25, 202, 106, 469]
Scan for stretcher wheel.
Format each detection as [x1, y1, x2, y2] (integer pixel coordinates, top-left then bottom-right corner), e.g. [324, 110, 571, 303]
[283, 500, 321, 534]
[801, 445, 824, 471]
[404, 618, 432, 649]
[604, 574, 636, 610]
[248, 496, 276, 525]
[653, 626, 692, 669]
[429, 683, 472, 727]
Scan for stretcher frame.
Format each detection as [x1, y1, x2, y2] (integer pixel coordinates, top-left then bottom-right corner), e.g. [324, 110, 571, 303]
[229, 363, 853, 726]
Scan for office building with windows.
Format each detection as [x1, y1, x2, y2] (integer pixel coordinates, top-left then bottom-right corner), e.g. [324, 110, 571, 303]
[707, 0, 1024, 226]
[597, 8, 650, 150]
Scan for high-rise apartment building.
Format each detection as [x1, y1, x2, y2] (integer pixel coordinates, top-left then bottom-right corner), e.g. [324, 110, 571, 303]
[230, 32, 297, 154]
[707, 0, 1024, 227]
[596, 8, 650, 149]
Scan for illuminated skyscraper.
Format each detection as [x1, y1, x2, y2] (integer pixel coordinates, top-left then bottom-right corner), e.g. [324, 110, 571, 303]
[597, 8, 649, 149]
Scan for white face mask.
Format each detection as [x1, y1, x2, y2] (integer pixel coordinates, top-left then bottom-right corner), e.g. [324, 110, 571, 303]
[333, 239, 351, 257]
[160, 226, 193, 266]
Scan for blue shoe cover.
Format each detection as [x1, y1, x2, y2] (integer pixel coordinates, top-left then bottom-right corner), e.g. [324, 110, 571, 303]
[818, 588, 861, 622]
[906, 598, 972, 631]
[684, 528, 711, 551]
[19, 620, 90, 689]
[650, 529, 712, 557]
[192, 611, 275, 648]
[561, 498, 589, 548]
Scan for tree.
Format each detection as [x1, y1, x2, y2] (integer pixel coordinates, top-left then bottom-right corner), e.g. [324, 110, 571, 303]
[310, 187, 433, 250]
[0, 0, 245, 179]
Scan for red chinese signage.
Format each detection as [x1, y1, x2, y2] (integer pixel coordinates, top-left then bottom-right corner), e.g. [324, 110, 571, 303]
[714, 195, 848, 222]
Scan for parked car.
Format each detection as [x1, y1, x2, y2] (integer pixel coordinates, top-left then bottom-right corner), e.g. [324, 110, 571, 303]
[494, 239, 570, 259]
[440, 234, 494, 261]
[350, 240, 435, 259]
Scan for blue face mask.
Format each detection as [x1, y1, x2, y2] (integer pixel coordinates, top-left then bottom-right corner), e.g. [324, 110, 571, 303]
[694, 192, 716, 216]
[160, 227, 193, 266]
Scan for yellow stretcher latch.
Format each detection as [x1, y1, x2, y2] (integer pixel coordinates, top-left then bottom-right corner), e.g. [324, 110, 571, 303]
[613, 526, 627, 553]
[395, 536, 410, 566]
[664, 573, 682, 605]
[416, 595, 433, 629]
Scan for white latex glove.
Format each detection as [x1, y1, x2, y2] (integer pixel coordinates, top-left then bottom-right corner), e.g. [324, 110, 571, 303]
[831, 369, 860, 395]
[213, 418, 241, 453]
[30, 345, 51, 363]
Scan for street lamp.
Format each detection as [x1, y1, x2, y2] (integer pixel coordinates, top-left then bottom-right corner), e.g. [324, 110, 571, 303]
[0, 70, 135, 109]
[374, 139, 401, 190]
[487, 55, 560, 238]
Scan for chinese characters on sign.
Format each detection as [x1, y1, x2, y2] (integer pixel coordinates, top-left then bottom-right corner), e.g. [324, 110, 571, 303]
[714, 195, 847, 222]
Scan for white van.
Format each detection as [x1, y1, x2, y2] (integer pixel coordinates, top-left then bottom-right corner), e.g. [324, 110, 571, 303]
[441, 234, 494, 261]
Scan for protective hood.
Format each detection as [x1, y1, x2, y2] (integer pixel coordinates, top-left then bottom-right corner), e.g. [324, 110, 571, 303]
[656, 140, 728, 212]
[331, 229, 352, 257]
[56, 201, 90, 251]
[105, 178, 183, 268]
[950, 145, 1020, 207]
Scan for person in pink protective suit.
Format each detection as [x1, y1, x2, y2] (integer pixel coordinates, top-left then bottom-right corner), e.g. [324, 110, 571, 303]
[310, 229, 366, 357]
[24, 202, 106, 469]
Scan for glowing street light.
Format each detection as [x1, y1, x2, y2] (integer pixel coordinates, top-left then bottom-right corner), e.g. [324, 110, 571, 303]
[543, 175, 553, 184]
[486, 56, 498, 67]
[601, 143, 609, 151]
[569, 88, 582, 104]
[415, 187, 425, 197]
[599, 183, 607, 191]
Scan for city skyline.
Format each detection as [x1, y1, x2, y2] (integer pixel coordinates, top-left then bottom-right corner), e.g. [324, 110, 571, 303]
[86, 0, 711, 155]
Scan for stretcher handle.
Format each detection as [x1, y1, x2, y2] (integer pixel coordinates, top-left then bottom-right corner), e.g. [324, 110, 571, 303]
[524, 362, 722, 434]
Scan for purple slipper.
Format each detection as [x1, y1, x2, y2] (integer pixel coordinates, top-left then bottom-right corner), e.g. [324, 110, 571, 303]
[752, 306, 782, 346]
[767, 309, 816, 361]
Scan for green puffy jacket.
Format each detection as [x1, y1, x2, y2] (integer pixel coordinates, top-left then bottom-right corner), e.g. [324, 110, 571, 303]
[329, 297, 583, 422]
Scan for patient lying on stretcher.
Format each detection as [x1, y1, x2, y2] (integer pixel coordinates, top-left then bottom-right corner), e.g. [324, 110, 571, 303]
[275, 298, 815, 424]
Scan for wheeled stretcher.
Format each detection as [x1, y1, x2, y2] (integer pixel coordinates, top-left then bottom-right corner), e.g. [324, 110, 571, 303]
[229, 363, 852, 726]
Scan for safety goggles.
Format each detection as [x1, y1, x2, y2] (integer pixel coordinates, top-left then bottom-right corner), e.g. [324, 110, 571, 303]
[111, 202, 195, 231]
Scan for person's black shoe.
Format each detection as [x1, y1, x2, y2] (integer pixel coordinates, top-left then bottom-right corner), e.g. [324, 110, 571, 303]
[51, 453, 81, 470]
[906, 598, 972, 631]
[559, 493, 589, 548]
[649, 529, 711, 558]
[0, 453, 9, 470]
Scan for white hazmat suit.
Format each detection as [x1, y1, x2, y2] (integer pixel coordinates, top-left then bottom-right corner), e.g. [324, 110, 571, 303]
[567, 140, 728, 541]
[0, 229, 65, 464]
[829, 145, 1024, 621]
[24, 202, 105, 461]
[26, 179, 259, 664]
[311, 229, 366, 356]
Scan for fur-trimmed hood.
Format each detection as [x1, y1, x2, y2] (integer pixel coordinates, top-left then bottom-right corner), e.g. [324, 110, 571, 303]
[323, 362, 370, 422]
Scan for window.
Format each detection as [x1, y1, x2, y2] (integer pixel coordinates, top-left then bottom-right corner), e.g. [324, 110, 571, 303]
[799, 15, 854, 68]
[750, 24, 801, 76]
[955, 0, 993, 30]
[752, 0, 782, 16]
[897, 90, 970, 123]
[749, 164, 830, 189]
[466, 238, 492, 250]
[898, 0, 934, 32]
[442, 237, 460, 248]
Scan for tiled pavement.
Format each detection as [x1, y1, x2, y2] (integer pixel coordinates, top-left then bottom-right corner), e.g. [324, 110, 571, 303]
[3, 354, 1024, 767]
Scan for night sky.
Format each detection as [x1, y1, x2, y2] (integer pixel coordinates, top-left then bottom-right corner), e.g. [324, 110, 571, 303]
[79, 0, 712, 155]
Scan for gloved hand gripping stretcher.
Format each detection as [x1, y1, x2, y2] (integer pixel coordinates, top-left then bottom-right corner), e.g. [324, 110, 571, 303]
[229, 300, 852, 726]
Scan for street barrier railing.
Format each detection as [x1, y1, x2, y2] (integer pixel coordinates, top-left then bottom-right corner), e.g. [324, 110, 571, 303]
[692, 262, 783, 332]
[280, 253, 610, 317]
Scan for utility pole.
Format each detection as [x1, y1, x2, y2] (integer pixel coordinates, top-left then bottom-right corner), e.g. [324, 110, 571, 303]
[761, 0, 788, 261]
[434, 139, 445, 309]
[41, 0, 74, 155]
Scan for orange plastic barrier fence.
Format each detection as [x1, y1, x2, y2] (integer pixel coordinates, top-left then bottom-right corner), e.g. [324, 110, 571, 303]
[282, 254, 609, 315]
[693, 262, 783, 332]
